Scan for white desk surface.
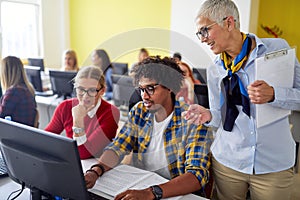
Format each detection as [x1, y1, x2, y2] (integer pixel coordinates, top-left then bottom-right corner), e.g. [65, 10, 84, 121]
[0, 159, 208, 200]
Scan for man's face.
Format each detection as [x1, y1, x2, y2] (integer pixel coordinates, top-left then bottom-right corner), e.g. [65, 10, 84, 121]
[138, 77, 171, 114]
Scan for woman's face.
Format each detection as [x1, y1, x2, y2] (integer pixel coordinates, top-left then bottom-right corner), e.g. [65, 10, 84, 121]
[75, 78, 104, 108]
[179, 63, 190, 78]
[64, 54, 75, 69]
[91, 51, 102, 67]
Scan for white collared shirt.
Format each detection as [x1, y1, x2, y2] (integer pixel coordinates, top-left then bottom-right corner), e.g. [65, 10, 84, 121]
[87, 98, 101, 118]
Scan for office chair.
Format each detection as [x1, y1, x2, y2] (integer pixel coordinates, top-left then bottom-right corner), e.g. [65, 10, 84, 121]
[194, 84, 209, 108]
[192, 68, 207, 84]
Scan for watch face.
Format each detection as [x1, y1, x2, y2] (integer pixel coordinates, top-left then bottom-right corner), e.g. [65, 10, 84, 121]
[151, 185, 163, 199]
[72, 127, 84, 134]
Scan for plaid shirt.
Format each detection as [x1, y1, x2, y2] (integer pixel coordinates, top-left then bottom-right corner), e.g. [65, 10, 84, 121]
[106, 100, 212, 188]
[0, 85, 37, 127]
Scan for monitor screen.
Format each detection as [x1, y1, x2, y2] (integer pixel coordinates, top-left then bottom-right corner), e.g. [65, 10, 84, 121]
[27, 58, 45, 71]
[0, 118, 90, 199]
[112, 62, 128, 75]
[24, 66, 43, 92]
[112, 74, 135, 108]
[49, 70, 77, 99]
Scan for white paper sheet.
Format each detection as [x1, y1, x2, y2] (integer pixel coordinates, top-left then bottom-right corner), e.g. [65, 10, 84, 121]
[255, 48, 295, 128]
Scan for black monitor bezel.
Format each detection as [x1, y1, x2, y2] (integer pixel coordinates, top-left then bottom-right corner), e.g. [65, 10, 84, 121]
[27, 58, 45, 72]
[0, 118, 90, 199]
[24, 66, 43, 92]
[49, 70, 77, 99]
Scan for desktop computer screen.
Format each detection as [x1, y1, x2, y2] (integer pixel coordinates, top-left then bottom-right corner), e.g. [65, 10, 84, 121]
[49, 70, 77, 99]
[27, 58, 45, 72]
[0, 118, 90, 199]
[112, 62, 128, 75]
[24, 66, 43, 92]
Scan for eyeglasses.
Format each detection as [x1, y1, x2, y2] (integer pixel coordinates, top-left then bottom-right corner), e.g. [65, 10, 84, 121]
[196, 22, 217, 40]
[196, 17, 229, 40]
[75, 87, 102, 97]
[138, 84, 159, 96]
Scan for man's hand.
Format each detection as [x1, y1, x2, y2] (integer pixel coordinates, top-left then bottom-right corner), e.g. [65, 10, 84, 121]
[114, 188, 155, 200]
[84, 171, 98, 189]
[182, 104, 212, 125]
[247, 80, 274, 104]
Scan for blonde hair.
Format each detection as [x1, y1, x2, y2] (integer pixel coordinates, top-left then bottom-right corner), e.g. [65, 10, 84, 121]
[1, 56, 35, 96]
[74, 66, 105, 89]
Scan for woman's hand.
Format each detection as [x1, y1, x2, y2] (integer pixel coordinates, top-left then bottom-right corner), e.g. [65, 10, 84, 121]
[247, 80, 274, 104]
[182, 104, 212, 125]
[72, 103, 95, 127]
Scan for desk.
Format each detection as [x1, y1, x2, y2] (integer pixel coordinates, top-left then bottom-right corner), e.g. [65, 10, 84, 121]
[35, 95, 64, 129]
[0, 159, 208, 200]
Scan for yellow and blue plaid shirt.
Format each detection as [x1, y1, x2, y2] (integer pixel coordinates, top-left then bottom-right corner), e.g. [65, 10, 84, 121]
[106, 100, 212, 188]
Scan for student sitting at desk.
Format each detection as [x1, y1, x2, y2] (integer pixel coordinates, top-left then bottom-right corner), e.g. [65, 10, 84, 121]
[0, 56, 38, 127]
[85, 56, 212, 199]
[45, 66, 120, 159]
[61, 49, 79, 72]
[91, 49, 113, 100]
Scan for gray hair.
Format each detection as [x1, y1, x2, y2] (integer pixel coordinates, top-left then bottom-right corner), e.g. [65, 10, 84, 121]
[196, 0, 240, 29]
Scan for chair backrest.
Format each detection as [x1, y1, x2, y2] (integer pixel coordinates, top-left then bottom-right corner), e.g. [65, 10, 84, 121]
[192, 68, 207, 84]
[194, 84, 209, 108]
[112, 74, 135, 108]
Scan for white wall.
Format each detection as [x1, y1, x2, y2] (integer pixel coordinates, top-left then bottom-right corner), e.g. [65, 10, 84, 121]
[170, 0, 253, 68]
[41, 0, 70, 68]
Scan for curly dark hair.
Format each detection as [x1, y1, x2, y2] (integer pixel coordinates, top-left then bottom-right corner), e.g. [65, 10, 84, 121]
[131, 56, 184, 94]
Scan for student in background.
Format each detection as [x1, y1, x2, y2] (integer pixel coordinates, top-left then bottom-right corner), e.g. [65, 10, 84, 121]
[130, 48, 150, 73]
[172, 52, 182, 62]
[62, 49, 79, 72]
[176, 61, 201, 104]
[0, 56, 38, 127]
[184, 0, 300, 199]
[91, 49, 113, 100]
[45, 66, 120, 159]
[85, 56, 212, 199]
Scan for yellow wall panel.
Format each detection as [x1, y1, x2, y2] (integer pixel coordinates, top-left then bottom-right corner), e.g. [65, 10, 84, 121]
[69, 0, 172, 67]
[257, 0, 300, 59]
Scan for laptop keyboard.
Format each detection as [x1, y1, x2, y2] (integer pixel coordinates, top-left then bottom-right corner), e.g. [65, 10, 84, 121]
[0, 151, 8, 177]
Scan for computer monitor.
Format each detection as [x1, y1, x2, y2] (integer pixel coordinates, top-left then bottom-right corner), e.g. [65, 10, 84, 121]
[192, 68, 207, 84]
[24, 66, 43, 92]
[112, 74, 135, 108]
[49, 70, 77, 99]
[27, 58, 45, 71]
[0, 118, 90, 199]
[112, 62, 128, 75]
[194, 84, 209, 108]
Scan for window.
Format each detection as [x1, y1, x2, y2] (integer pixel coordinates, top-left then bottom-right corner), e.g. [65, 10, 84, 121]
[0, 0, 43, 58]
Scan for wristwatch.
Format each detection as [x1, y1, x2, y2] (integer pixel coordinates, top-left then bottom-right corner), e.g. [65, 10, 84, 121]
[72, 127, 84, 134]
[150, 185, 163, 200]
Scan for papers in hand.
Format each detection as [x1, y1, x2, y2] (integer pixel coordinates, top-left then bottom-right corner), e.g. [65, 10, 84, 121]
[91, 164, 181, 200]
[255, 48, 295, 128]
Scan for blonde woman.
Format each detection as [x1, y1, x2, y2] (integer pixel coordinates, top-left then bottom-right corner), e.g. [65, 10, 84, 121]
[45, 66, 120, 159]
[0, 56, 37, 127]
[62, 49, 79, 72]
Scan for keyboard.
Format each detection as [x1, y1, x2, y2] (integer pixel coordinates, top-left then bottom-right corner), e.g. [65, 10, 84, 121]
[0, 151, 8, 177]
[88, 191, 109, 200]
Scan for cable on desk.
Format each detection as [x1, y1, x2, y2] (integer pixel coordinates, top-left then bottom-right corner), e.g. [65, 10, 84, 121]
[7, 182, 25, 200]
